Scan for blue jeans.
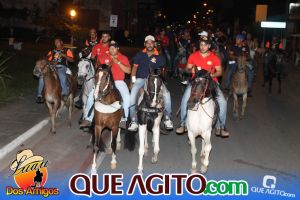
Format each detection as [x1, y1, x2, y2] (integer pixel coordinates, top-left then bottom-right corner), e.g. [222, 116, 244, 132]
[180, 84, 227, 129]
[129, 78, 172, 122]
[224, 62, 237, 90]
[115, 80, 130, 119]
[56, 65, 68, 96]
[37, 76, 44, 97]
[83, 80, 130, 121]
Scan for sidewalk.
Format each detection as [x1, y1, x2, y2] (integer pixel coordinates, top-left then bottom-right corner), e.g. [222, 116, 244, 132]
[0, 94, 48, 148]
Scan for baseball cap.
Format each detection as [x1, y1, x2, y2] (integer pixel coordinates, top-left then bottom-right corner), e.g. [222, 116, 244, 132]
[145, 35, 155, 42]
[236, 34, 245, 40]
[199, 35, 210, 44]
[109, 40, 119, 48]
[198, 31, 208, 37]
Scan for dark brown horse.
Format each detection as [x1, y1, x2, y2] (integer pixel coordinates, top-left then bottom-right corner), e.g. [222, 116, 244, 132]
[33, 58, 76, 133]
[91, 65, 122, 172]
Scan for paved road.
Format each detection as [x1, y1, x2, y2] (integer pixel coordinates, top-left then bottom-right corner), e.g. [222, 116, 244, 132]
[0, 64, 299, 199]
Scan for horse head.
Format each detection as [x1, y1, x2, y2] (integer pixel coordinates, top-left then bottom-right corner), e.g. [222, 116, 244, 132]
[188, 68, 216, 109]
[79, 47, 92, 59]
[77, 58, 94, 86]
[33, 58, 49, 77]
[94, 64, 113, 101]
[144, 68, 164, 108]
[237, 54, 247, 73]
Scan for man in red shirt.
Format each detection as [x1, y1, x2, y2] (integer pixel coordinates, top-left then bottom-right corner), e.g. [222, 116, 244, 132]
[80, 41, 131, 129]
[176, 35, 230, 137]
[91, 31, 111, 67]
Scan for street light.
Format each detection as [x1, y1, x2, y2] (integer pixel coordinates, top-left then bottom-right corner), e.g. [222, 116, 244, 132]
[69, 8, 77, 46]
[70, 9, 77, 18]
[203, 3, 207, 7]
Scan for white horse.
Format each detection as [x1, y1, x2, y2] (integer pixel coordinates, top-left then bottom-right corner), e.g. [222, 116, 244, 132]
[186, 69, 216, 174]
[77, 53, 95, 118]
[137, 71, 164, 174]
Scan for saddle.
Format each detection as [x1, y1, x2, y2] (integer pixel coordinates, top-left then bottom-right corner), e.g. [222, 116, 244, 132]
[94, 101, 122, 113]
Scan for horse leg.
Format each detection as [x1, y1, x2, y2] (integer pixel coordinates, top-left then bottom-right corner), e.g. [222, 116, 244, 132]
[240, 93, 247, 119]
[200, 130, 212, 174]
[144, 129, 149, 156]
[151, 117, 161, 164]
[91, 151, 97, 174]
[56, 100, 64, 119]
[67, 94, 73, 127]
[188, 130, 197, 173]
[138, 124, 147, 174]
[91, 125, 102, 174]
[110, 126, 118, 169]
[116, 128, 121, 150]
[233, 93, 238, 118]
[46, 101, 56, 134]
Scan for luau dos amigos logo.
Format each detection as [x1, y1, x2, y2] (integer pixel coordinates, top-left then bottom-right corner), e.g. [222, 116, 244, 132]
[6, 149, 59, 197]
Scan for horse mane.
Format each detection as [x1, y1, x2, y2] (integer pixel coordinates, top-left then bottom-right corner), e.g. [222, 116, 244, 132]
[194, 69, 217, 99]
[237, 55, 247, 66]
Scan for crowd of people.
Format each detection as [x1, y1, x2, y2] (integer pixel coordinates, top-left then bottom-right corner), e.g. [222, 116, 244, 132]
[35, 26, 286, 136]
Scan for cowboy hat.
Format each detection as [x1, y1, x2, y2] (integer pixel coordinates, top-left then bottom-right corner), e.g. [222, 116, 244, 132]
[10, 149, 44, 171]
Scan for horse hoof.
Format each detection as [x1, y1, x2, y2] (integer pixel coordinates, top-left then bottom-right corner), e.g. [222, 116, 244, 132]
[91, 168, 97, 174]
[138, 169, 143, 174]
[191, 168, 197, 174]
[111, 163, 117, 169]
[200, 166, 208, 174]
[50, 129, 56, 134]
[86, 144, 92, 149]
[151, 157, 158, 164]
[68, 123, 72, 128]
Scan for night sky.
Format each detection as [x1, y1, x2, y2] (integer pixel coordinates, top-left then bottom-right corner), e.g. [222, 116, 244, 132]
[161, 0, 288, 24]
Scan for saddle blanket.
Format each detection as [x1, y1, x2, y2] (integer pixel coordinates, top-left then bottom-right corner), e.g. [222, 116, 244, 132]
[95, 101, 122, 113]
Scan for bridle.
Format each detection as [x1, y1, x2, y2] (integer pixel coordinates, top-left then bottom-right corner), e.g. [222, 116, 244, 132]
[94, 69, 112, 101]
[190, 77, 211, 104]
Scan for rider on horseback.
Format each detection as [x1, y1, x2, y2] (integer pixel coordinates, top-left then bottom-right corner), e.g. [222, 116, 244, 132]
[128, 35, 174, 132]
[80, 40, 131, 129]
[75, 28, 100, 109]
[223, 34, 254, 97]
[176, 35, 230, 137]
[36, 37, 74, 103]
[85, 28, 100, 49]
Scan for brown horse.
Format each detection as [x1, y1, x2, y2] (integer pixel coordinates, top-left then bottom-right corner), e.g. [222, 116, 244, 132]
[230, 55, 248, 119]
[91, 65, 122, 172]
[33, 58, 76, 133]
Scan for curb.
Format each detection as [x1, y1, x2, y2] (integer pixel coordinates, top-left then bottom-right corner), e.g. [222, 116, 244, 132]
[0, 96, 79, 160]
[0, 119, 49, 160]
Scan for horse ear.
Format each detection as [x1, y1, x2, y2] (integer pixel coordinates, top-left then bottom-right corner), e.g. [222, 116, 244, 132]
[154, 68, 161, 76]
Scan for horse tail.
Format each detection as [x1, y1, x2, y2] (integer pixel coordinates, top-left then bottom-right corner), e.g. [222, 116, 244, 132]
[124, 129, 136, 151]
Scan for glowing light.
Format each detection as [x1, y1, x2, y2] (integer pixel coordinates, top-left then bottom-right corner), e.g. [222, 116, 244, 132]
[70, 9, 77, 17]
